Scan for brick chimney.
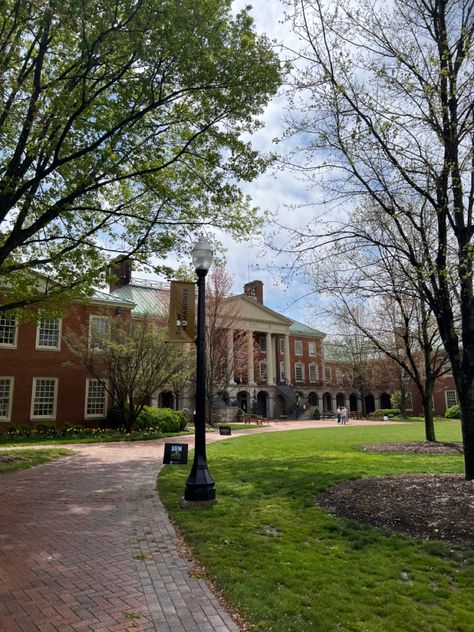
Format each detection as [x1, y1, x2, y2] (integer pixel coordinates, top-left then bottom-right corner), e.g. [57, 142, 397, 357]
[244, 280, 263, 305]
[109, 258, 132, 292]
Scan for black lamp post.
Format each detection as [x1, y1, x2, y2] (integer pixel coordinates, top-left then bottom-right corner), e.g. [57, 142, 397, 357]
[183, 236, 216, 504]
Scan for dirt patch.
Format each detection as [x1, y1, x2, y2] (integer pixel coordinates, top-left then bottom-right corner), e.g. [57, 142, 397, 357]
[360, 441, 464, 455]
[318, 441, 473, 543]
[0, 455, 26, 463]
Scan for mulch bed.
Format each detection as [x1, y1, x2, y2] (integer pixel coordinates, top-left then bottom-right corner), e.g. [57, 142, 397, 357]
[318, 441, 473, 543]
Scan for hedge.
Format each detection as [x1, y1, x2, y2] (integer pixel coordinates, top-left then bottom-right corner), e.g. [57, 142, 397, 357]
[445, 404, 461, 419]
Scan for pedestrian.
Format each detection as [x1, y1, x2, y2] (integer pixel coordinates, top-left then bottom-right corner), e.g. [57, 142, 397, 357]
[336, 406, 341, 424]
[341, 406, 348, 425]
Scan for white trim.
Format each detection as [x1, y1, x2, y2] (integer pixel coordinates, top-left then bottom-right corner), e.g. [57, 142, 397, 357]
[405, 391, 413, 411]
[259, 361, 268, 382]
[259, 335, 267, 353]
[294, 340, 303, 356]
[36, 317, 62, 351]
[89, 314, 111, 349]
[0, 315, 18, 348]
[295, 362, 305, 383]
[279, 338, 284, 355]
[444, 390, 458, 410]
[30, 377, 58, 420]
[308, 341, 316, 356]
[309, 363, 318, 383]
[324, 367, 331, 383]
[280, 360, 285, 380]
[0, 376, 14, 421]
[84, 378, 108, 419]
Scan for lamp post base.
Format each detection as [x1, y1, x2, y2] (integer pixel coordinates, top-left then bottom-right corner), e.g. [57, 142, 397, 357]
[180, 496, 218, 508]
[183, 458, 216, 503]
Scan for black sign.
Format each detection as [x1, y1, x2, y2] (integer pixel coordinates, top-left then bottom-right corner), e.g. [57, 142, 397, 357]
[163, 443, 188, 464]
[219, 425, 232, 435]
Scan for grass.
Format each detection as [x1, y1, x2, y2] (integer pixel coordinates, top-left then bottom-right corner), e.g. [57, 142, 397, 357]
[159, 421, 473, 632]
[0, 448, 74, 474]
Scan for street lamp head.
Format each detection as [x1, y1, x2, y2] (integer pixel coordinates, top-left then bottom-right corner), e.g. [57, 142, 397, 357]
[192, 236, 213, 272]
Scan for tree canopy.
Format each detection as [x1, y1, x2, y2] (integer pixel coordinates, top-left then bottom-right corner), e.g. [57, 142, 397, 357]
[281, 0, 474, 477]
[0, 0, 282, 311]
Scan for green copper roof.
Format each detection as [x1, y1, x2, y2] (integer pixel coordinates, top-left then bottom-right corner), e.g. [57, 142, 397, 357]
[289, 319, 326, 338]
[90, 288, 135, 307]
[112, 280, 169, 316]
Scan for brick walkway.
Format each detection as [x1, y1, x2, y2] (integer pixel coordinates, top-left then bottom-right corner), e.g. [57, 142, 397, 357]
[0, 420, 393, 631]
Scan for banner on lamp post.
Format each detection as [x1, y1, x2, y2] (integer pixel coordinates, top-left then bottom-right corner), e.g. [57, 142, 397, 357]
[168, 281, 196, 342]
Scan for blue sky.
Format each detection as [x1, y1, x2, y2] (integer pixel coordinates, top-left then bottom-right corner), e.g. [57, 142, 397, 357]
[142, 1, 331, 330]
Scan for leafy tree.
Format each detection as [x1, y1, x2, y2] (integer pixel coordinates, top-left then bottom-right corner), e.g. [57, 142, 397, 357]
[66, 316, 194, 432]
[0, 0, 282, 311]
[283, 0, 474, 477]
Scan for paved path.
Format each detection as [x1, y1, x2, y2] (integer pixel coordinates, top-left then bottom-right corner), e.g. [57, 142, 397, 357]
[0, 420, 393, 631]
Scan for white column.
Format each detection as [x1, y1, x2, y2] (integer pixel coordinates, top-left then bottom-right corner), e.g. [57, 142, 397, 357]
[247, 330, 255, 384]
[227, 329, 235, 384]
[284, 334, 291, 384]
[266, 332, 274, 384]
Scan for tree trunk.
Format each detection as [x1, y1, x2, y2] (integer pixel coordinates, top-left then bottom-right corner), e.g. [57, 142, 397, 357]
[420, 379, 436, 442]
[421, 394, 436, 442]
[458, 384, 474, 481]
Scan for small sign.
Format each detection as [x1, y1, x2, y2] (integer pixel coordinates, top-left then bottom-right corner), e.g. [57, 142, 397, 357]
[163, 443, 188, 464]
[219, 425, 232, 435]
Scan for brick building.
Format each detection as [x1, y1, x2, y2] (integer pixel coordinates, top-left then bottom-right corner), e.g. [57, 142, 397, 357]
[0, 290, 133, 425]
[0, 267, 459, 425]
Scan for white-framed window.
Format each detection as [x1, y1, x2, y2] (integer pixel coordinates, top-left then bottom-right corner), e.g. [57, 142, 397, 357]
[295, 362, 304, 383]
[405, 391, 413, 410]
[85, 379, 107, 418]
[259, 336, 267, 353]
[0, 315, 17, 347]
[445, 390, 458, 409]
[294, 340, 303, 356]
[336, 368, 343, 384]
[280, 361, 285, 380]
[89, 315, 110, 349]
[0, 377, 13, 421]
[279, 338, 284, 355]
[308, 341, 316, 356]
[36, 318, 62, 350]
[324, 367, 331, 383]
[259, 362, 268, 382]
[31, 378, 58, 420]
[309, 364, 318, 383]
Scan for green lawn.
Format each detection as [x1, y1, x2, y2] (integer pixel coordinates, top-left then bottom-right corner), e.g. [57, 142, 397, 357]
[159, 422, 473, 632]
[0, 449, 74, 474]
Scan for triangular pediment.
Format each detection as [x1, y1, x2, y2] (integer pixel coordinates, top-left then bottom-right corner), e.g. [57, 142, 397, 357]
[223, 294, 292, 333]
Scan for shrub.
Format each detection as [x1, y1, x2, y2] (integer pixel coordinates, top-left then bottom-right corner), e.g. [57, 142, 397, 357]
[133, 407, 188, 433]
[445, 404, 461, 419]
[313, 408, 321, 420]
[373, 409, 399, 419]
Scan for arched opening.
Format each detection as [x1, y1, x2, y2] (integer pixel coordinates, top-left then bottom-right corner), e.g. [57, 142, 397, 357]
[237, 391, 249, 412]
[308, 392, 319, 407]
[380, 392, 391, 409]
[159, 391, 174, 409]
[349, 393, 358, 412]
[365, 393, 375, 414]
[275, 394, 286, 417]
[336, 392, 345, 407]
[322, 392, 332, 412]
[215, 391, 230, 406]
[257, 391, 268, 417]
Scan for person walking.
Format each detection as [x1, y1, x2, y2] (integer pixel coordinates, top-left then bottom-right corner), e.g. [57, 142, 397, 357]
[341, 406, 348, 425]
[336, 406, 342, 424]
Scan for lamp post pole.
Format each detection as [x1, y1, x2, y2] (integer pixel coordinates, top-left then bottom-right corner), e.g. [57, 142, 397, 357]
[183, 238, 216, 504]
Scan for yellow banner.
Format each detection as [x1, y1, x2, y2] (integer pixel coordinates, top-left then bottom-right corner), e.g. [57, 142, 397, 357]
[168, 281, 195, 342]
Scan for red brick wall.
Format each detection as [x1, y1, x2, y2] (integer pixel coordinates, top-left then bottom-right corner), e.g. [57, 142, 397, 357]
[0, 303, 128, 425]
